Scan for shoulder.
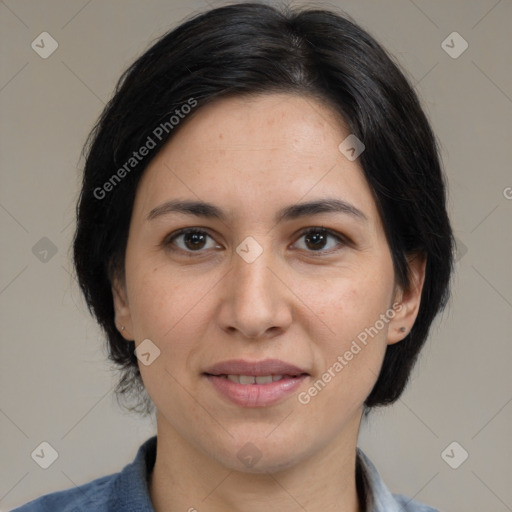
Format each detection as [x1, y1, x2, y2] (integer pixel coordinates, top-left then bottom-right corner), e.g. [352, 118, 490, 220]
[11, 436, 157, 512]
[10, 473, 117, 512]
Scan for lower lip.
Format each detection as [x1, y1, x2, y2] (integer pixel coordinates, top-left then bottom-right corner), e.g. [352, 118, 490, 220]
[204, 374, 308, 407]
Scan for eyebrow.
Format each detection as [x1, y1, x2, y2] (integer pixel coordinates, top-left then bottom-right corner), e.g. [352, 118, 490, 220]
[147, 198, 367, 224]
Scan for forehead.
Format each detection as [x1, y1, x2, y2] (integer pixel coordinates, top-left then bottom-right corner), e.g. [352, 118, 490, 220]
[133, 93, 379, 226]
[171, 93, 349, 160]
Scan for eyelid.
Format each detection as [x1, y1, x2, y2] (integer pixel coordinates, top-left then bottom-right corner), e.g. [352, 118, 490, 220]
[293, 226, 349, 255]
[163, 226, 349, 255]
[163, 227, 220, 254]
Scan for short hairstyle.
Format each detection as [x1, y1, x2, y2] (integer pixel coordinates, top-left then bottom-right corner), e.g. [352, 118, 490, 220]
[73, 2, 454, 414]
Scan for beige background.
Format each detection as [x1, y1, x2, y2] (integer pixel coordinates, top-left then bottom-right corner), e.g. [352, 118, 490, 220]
[1, 0, 511, 510]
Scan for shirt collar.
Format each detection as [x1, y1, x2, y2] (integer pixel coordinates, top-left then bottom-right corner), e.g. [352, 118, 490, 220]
[356, 447, 406, 512]
[111, 436, 156, 511]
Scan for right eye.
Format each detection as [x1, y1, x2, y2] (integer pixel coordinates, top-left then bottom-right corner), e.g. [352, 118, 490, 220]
[164, 228, 221, 255]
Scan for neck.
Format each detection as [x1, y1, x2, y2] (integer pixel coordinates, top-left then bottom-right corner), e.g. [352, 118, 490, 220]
[149, 412, 363, 512]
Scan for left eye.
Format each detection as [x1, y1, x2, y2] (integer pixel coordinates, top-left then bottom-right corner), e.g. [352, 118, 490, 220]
[294, 227, 345, 253]
[165, 227, 345, 254]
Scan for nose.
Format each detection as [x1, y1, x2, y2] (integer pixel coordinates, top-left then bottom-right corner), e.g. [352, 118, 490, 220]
[216, 243, 293, 340]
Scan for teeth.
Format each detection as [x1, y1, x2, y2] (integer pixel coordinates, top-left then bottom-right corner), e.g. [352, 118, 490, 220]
[255, 375, 273, 384]
[225, 374, 285, 384]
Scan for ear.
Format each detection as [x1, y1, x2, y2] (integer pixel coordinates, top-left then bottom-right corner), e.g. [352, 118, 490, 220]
[111, 275, 134, 341]
[387, 253, 426, 345]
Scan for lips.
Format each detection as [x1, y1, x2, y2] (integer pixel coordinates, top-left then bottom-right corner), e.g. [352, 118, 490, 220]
[203, 358, 308, 378]
[203, 359, 309, 407]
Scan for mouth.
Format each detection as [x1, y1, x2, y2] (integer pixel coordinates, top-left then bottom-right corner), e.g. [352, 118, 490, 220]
[204, 373, 307, 384]
[202, 358, 309, 378]
[202, 359, 310, 407]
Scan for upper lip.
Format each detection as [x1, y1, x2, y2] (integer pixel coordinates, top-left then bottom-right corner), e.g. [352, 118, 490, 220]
[203, 359, 309, 377]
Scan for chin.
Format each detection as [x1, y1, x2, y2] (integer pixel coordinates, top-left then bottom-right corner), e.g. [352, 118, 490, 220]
[225, 449, 304, 475]
[208, 431, 309, 475]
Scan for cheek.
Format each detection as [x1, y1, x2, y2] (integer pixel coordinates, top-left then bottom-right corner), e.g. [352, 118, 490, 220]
[299, 269, 394, 394]
[126, 266, 170, 337]
[125, 261, 217, 354]
[125, 263, 214, 399]
[300, 267, 394, 342]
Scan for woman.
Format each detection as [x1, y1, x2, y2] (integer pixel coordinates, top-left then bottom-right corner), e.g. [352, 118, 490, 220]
[14, 3, 453, 511]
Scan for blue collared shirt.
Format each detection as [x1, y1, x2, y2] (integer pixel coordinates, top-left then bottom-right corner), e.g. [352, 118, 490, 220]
[12, 436, 439, 511]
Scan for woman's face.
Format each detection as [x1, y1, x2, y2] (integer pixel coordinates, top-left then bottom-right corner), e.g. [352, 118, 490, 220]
[113, 93, 422, 472]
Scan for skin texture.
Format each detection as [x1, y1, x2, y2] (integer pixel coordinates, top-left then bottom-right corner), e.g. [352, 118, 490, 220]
[112, 93, 425, 512]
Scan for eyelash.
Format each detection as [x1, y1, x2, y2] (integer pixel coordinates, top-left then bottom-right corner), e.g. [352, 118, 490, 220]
[164, 226, 348, 257]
